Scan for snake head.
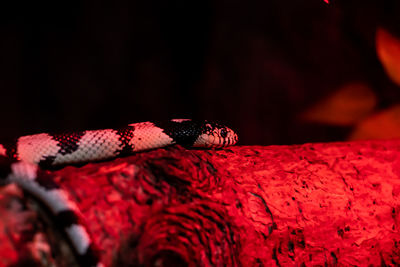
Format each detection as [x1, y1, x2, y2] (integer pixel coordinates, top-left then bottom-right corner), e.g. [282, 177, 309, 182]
[194, 121, 238, 148]
[156, 119, 238, 148]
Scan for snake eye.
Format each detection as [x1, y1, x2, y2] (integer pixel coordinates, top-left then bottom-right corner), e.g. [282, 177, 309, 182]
[220, 128, 227, 138]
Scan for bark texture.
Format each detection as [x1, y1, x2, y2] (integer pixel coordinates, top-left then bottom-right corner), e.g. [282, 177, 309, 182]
[2, 141, 400, 266]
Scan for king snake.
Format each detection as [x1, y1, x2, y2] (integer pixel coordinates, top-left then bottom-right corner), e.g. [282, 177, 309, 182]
[0, 119, 238, 267]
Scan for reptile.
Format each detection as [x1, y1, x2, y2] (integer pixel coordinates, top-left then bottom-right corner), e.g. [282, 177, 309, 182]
[0, 119, 238, 267]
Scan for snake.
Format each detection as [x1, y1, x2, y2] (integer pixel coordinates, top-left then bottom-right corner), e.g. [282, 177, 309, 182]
[0, 119, 238, 267]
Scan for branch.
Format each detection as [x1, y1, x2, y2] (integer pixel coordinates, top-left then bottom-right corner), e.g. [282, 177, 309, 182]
[2, 141, 400, 266]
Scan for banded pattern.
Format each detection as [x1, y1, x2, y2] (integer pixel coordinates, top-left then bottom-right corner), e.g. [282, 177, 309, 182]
[0, 119, 238, 267]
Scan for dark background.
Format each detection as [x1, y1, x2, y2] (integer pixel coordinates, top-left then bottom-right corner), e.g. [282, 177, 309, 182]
[0, 0, 399, 145]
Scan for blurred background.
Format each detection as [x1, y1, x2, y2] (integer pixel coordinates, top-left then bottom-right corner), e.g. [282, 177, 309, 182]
[1, 0, 400, 145]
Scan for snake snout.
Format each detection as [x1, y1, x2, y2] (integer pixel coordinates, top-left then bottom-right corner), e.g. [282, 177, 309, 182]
[223, 127, 238, 146]
[194, 124, 238, 148]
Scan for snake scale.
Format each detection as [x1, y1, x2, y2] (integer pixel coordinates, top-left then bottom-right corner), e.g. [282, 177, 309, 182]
[0, 119, 238, 267]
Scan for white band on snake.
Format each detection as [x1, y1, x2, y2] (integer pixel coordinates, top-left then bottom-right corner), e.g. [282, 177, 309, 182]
[0, 119, 238, 267]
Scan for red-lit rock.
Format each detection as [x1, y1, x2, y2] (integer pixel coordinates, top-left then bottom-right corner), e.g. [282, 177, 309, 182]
[2, 141, 400, 266]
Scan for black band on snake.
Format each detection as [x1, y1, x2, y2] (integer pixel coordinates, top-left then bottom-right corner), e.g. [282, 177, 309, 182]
[0, 119, 238, 267]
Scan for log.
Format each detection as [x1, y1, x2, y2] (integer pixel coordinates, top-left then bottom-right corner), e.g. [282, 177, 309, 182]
[1, 141, 400, 266]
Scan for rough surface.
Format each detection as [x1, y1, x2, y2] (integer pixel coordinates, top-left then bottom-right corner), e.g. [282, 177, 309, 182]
[2, 141, 400, 266]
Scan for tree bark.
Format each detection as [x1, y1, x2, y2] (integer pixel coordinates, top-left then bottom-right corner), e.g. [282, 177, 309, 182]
[2, 141, 400, 266]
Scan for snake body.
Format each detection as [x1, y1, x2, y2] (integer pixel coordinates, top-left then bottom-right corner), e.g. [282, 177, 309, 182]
[0, 119, 238, 267]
